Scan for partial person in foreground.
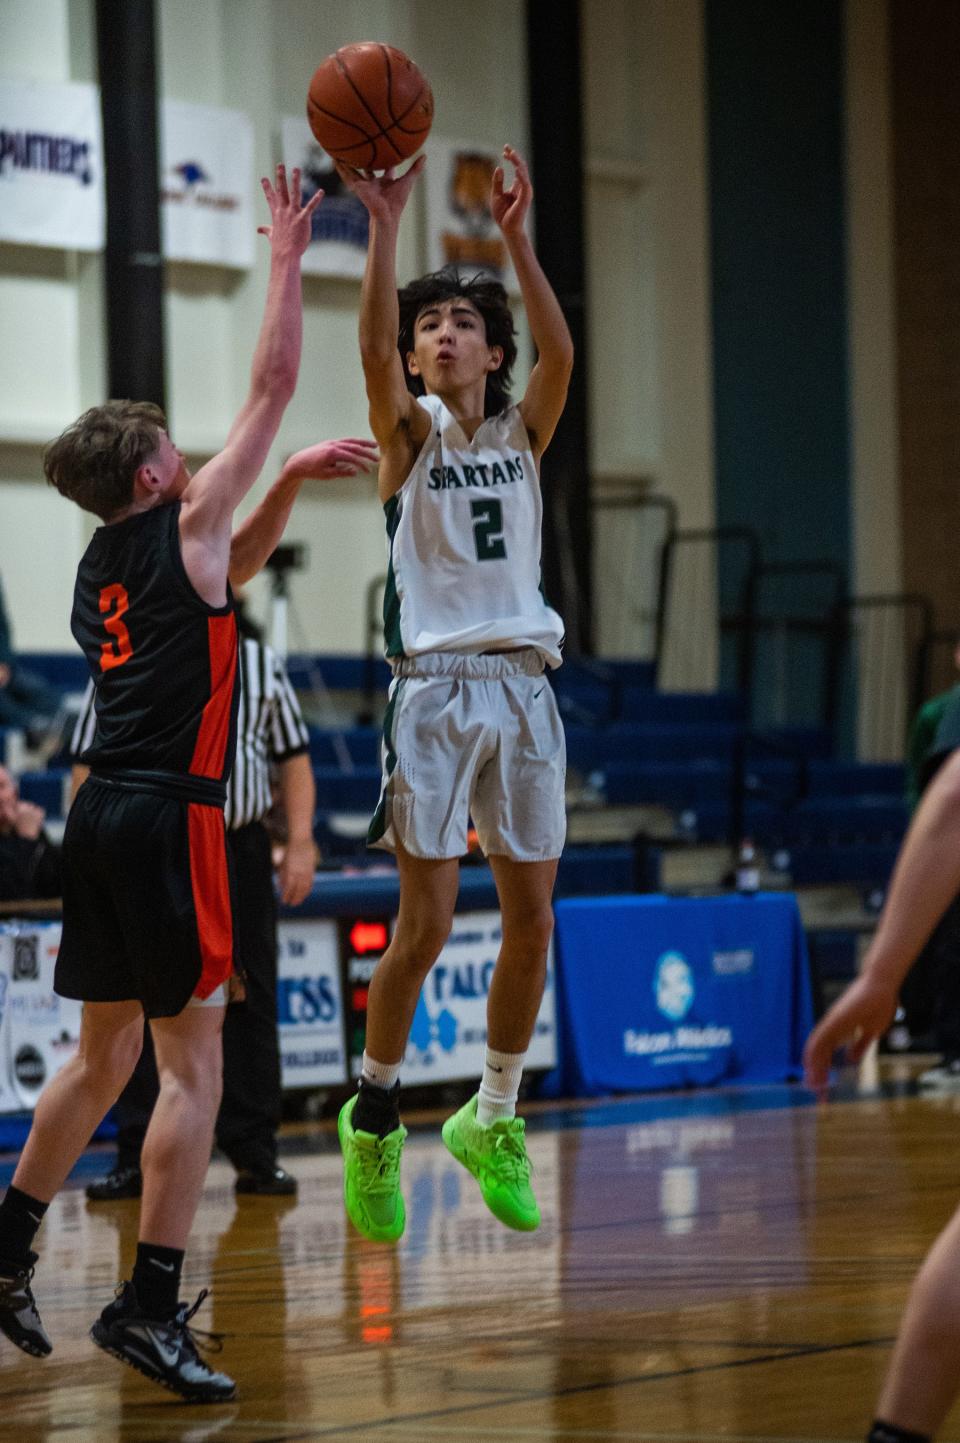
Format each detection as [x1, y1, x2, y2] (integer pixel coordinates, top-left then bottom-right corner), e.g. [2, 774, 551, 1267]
[805, 746, 960, 1442]
[334, 145, 573, 1243]
[0, 166, 331, 1404]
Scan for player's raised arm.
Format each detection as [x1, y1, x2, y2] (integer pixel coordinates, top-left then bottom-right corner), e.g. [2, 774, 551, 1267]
[493, 145, 574, 461]
[228, 438, 378, 587]
[336, 160, 431, 480]
[804, 747, 960, 1092]
[179, 166, 323, 596]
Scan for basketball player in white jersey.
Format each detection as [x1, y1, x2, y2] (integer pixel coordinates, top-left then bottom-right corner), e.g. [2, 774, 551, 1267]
[335, 145, 573, 1242]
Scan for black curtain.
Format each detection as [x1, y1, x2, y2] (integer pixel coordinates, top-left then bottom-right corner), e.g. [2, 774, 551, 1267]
[526, 0, 592, 653]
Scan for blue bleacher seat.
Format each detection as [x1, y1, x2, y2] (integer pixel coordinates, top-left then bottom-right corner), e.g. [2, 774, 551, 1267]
[806, 760, 906, 797]
[620, 689, 746, 725]
[308, 726, 381, 769]
[312, 765, 381, 812]
[783, 842, 900, 887]
[18, 770, 67, 818]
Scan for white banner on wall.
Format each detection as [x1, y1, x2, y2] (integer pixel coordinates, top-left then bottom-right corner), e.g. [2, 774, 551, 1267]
[276, 918, 347, 1088]
[160, 99, 255, 268]
[0, 923, 81, 1113]
[403, 910, 556, 1081]
[280, 117, 369, 278]
[0, 78, 104, 251]
[424, 137, 518, 292]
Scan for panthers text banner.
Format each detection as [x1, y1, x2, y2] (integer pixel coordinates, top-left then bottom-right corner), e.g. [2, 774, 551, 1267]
[0, 78, 104, 251]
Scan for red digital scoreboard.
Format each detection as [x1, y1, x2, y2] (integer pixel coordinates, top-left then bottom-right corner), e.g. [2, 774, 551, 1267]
[338, 917, 391, 1078]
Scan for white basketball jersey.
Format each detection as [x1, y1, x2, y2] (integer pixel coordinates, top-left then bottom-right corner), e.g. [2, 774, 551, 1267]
[382, 394, 565, 666]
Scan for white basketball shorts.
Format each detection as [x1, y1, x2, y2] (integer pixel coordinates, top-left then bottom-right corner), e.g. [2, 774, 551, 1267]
[368, 649, 567, 862]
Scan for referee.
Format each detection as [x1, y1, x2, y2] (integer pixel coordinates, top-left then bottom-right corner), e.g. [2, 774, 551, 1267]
[75, 600, 316, 1197]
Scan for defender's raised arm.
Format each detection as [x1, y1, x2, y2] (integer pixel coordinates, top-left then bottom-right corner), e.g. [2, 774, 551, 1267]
[180, 165, 323, 601]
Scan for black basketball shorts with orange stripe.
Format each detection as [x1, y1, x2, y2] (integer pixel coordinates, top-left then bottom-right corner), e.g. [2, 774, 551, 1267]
[55, 775, 236, 1018]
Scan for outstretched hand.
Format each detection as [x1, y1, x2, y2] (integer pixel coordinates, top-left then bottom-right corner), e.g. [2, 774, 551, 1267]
[802, 973, 899, 1097]
[491, 144, 532, 238]
[334, 155, 426, 225]
[281, 438, 379, 483]
[257, 163, 324, 256]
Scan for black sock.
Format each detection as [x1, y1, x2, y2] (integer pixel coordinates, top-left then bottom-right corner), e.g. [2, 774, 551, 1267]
[869, 1423, 931, 1443]
[131, 1242, 184, 1319]
[353, 1079, 401, 1138]
[0, 1185, 49, 1266]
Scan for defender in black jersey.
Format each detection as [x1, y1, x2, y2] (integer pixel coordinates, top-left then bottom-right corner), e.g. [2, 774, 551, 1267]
[0, 165, 325, 1402]
[60, 499, 241, 1018]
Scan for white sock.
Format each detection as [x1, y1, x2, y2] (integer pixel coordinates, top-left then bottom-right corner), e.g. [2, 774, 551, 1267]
[476, 1047, 525, 1127]
[361, 1052, 402, 1091]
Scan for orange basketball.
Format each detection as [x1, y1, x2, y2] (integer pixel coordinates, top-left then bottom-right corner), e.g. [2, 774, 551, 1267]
[306, 42, 434, 172]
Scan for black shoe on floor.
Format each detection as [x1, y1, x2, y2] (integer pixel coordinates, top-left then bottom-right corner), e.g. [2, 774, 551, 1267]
[234, 1164, 298, 1197]
[86, 1165, 143, 1202]
[0, 1252, 52, 1357]
[90, 1281, 236, 1403]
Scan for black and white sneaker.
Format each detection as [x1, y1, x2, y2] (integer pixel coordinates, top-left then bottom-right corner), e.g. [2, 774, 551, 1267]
[91, 1282, 235, 1403]
[0, 1252, 52, 1356]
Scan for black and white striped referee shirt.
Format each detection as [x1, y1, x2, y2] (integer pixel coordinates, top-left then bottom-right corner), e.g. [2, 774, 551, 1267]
[71, 638, 310, 831]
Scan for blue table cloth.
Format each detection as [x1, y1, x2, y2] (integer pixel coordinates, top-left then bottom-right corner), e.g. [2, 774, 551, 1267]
[544, 892, 813, 1097]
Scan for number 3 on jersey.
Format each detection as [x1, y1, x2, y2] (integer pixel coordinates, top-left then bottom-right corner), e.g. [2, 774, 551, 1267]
[471, 498, 507, 561]
[99, 583, 133, 671]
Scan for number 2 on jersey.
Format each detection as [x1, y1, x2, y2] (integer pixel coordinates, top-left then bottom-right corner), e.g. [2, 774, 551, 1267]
[99, 583, 133, 671]
[470, 498, 507, 561]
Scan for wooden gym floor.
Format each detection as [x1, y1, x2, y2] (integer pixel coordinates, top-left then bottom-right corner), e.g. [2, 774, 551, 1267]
[1, 1078, 959, 1442]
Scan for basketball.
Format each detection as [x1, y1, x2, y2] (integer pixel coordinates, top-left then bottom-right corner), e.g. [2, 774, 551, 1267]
[306, 42, 434, 172]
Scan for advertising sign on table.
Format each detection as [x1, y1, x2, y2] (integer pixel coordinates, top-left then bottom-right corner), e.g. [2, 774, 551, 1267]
[403, 910, 557, 1081]
[424, 136, 519, 292]
[160, 100, 255, 268]
[276, 918, 347, 1088]
[1, 923, 81, 1111]
[281, 117, 368, 278]
[548, 893, 813, 1097]
[0, 78, 104, 251]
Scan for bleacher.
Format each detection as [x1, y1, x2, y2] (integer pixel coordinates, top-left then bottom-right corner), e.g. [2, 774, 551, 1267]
[2, 649, 913, 1010]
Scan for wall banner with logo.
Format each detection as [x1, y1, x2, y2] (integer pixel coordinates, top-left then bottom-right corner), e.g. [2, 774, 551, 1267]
[0, 78, 104, 251]
[0, 922, 81, 1112]
[160, 100, 255, 268]
[424, 137, 519, 292]
[402, 910, 557, 1082]
[276, 918, 347, 1088]
[280, 117, 368, 278]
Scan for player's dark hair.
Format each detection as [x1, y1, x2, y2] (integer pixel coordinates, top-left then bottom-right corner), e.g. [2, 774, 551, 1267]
[44, 400, 167, 521]
[398, 267, 516, 417]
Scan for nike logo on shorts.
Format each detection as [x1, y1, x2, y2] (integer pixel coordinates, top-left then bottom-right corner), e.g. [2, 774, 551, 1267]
[533, 687, 545, 699]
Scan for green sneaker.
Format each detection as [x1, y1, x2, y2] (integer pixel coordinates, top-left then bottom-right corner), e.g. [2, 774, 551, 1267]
[338, 1094, 407, 1244]
[441, 1094, 540, 1232]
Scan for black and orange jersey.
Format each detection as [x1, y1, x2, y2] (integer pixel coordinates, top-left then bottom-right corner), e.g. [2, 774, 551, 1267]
[70, 502, 238, 800]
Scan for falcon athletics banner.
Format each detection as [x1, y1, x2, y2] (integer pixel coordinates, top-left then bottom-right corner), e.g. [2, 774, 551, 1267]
[403, 910, 557, 1082]
[281, 117, 369, 278]
[0, 78, 104, 251]
[160, 100, 255, 268]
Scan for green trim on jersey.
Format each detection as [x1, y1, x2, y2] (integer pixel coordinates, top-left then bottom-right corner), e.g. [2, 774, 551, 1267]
[367, 679, 404, 845]
[382, 495, 404, 660]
